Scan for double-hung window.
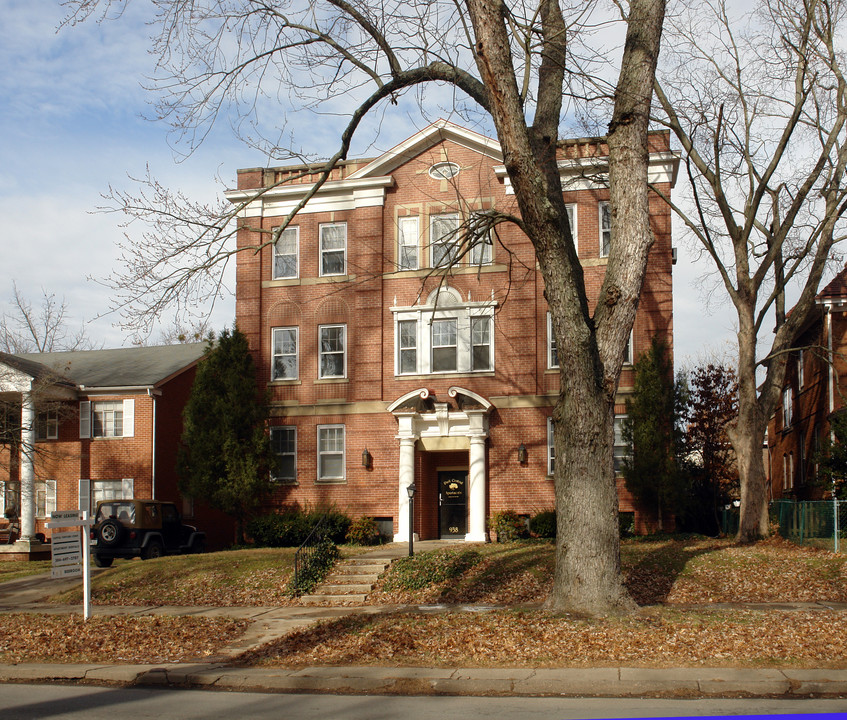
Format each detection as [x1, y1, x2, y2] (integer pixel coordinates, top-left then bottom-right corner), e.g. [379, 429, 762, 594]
[469, 212, 493, 265]
[93, 402, 123, 438]
[782, 387, 793, 428]
[320, 223, 347, 276]
[80, 400, 134, 439]
[599, 202, 611, 257]
[398, 216, 419, 270]
[430, 213, 460, 268]
[471, 317, 492, 371]
[35, 410, 58, 441]
[271, 327, 298, 380]
[317, 425, 345, 482]
[547, 312, 558, 369]
[547, 418, 555, 476]
[272, 226, 299, 279]
[431, 318, 458, 372]
[393, 287, 496, 376]
[35, 480, 56, 518]
[271, 426, 297, 483]
[319, 324, 346, 378]
[398, 320, 418, 374]
[613, 415, 628, 473]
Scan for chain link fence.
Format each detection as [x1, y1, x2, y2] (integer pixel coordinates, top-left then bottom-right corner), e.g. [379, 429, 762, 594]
[722, 500, 845, 552]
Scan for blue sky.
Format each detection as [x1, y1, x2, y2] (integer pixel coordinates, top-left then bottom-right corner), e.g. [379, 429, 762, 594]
[0, 0, 741, 365]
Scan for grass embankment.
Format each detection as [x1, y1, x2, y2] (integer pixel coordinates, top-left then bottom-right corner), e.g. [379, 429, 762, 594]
[0, 560, 52, 583]
[3, 537, 846, 668]
[238, 537, 847, 669]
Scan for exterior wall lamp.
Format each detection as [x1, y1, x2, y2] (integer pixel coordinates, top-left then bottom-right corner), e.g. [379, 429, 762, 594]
[518, 443, 527, 465]
[362, 448, 372, 470]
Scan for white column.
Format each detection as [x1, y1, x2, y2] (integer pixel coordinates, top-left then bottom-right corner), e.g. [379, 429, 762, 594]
[19, 390, 36, 542]
[466, 434, 487, 541]
[394, 437, 416, 542]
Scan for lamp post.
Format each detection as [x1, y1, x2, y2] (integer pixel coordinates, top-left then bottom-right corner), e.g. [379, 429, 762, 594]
[406, 482, 416, 557]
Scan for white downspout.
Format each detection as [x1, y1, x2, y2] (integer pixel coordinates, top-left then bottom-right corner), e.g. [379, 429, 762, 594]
[826, 305, 840, 552]
[148, 388, 157, 499]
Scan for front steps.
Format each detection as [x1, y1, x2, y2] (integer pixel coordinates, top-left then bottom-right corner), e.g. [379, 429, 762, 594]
[300, 555, 395, 605]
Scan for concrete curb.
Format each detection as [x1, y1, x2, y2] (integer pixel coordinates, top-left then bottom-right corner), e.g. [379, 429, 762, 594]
[1, 663, 847, 697]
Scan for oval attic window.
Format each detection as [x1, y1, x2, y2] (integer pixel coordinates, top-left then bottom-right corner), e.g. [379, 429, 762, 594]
[428, 162, 460, 180]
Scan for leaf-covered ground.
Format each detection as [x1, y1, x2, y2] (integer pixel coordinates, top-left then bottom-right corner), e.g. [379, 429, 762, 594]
[236, 607, 847, 669]
[4, 536, 846, 668]
[368, 537, 847, 606]
[0, 614, 247, 664]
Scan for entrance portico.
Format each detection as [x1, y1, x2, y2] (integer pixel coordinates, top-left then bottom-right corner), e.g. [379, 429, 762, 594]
[0, 353, 76, 558]
[389, 387, 492, 542]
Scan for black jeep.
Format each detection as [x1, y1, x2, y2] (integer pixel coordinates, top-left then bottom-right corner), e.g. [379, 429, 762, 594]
[90, 499, 206, 567]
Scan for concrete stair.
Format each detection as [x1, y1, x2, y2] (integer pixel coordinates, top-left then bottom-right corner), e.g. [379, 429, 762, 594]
[300, 555, 395, 605]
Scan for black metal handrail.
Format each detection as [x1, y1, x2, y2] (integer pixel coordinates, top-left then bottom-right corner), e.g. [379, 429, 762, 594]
[293, 513, 328, 594]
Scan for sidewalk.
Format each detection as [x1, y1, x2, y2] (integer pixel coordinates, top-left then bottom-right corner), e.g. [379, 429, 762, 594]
[2, 545, 847, 698]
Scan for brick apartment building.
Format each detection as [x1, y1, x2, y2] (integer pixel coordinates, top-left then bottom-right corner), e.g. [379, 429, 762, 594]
[0, 344, 233, 555]
[768, 265, 847, 500]
[227, 120, 678, 541]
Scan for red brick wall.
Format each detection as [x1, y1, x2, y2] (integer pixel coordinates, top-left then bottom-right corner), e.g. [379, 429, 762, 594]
[234, 128, 675, 536]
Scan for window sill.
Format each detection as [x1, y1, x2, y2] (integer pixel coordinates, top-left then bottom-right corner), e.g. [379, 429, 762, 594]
[395, 371, 496, 379]
[269, 379, 301, 386]
[316, 479, 347, 485]
[315, 378, 349, 384]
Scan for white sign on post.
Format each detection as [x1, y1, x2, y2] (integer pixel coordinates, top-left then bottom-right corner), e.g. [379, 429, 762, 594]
[46, 509, 93, 620]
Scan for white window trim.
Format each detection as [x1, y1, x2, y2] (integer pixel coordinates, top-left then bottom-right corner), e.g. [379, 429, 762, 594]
[36, 410, 58, 441]
[470, 316, 492, 371]
[397, 216, 419, 271]
[392, 289, 497, 376]
[396, 318, 419, 375]
[624, 330, 634, 365]
[613, 414, 629, 475]
[565, 203, 577, 244]
[85, 400, 134, 439]
[547, 312, 558, 369]
[319, 222, 347, 277]
[271, 426, 297, 483]
[798, 349, 804, 390]
[317, 424, 346, 483]
[547, 417, 555, 476]
[318, 324, 347, 379]
[35, 480, 57, 518]
[271, 326, 299, 381]
[599, 201, 611, 258]
[272, 225, 299, 280]
[430, 212, 460, 268]
[783, 387, 793, 428]
[469, 211, 493, 266]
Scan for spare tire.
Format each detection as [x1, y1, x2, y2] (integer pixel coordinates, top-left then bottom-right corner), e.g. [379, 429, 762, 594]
[98, 519, 123, 547]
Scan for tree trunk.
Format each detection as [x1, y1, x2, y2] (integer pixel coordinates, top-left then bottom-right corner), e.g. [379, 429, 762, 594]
[546, 375, 635, 615]
[729, 312, 772, 541]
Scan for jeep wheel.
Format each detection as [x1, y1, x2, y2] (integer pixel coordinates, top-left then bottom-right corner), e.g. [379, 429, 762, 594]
[93, 555, 114, 568]
[192, 538, 206, 554]
[142, 540, 163, 560]
[98, 519, 123, 547]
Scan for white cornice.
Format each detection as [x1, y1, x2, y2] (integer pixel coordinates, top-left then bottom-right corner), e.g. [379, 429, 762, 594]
[224, 176, 394, 217]
[494, 150, 680, 192]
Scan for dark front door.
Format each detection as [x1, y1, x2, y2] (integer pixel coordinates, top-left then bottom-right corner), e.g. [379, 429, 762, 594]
[438, 470, 467, 538]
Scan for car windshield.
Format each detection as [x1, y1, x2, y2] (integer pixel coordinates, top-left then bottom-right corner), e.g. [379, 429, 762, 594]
[97, 502, 135, 524]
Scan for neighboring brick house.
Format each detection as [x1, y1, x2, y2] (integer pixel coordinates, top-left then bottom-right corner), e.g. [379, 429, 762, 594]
[227, 119, 678, 540]
[768, 266, 847, 500]
[0, 344, 233, 555]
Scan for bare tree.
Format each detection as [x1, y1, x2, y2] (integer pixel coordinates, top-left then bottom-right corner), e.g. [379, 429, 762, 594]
[653, 0, 847, 541]
[64, 0, 665, 614]
[0, 282, 96, 354]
